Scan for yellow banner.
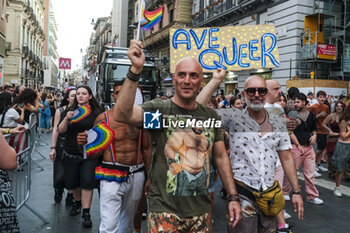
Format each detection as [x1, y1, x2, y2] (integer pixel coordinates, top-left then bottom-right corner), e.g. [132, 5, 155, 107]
[170, 25, 280, 73]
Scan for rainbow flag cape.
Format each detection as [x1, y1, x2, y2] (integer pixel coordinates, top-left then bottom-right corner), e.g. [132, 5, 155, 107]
[71, 105, 91, 124]
[141, 6, 163, 31]
[84, 122, 115, 157]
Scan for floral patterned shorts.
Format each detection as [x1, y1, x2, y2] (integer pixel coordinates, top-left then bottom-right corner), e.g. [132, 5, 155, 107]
[147, 212, 211, 233]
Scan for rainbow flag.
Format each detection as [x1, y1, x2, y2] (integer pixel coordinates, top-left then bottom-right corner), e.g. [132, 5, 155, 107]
[71, 105, 91, 124]
[84, 122, 115, 157]
[141, 6, 163, 31]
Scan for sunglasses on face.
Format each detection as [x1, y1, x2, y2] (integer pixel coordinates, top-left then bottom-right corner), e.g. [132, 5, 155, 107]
[244, 87, 268, 97]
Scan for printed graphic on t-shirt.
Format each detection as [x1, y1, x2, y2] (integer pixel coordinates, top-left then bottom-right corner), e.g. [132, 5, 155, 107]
[163, 115, 215, 196]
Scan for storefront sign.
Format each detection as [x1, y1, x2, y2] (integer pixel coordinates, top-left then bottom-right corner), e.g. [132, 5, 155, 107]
[317, 44, 336, 60]
[170, 25, 280, 73]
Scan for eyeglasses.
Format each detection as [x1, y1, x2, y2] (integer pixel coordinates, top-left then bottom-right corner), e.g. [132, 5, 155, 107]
[244, 88, 268, 97]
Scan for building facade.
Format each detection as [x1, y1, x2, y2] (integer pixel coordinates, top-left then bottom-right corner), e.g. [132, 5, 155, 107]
[191, 0, 349, 93]
[112, 0, 129, 47]
[4, 0, 45, 88]
[142, 0, 193, 96]
[43, 0, 59, 89]
[0, 0, 7, 86]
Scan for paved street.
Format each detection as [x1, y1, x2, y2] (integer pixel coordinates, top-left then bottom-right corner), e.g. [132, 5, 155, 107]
[16, 132, 350, 233]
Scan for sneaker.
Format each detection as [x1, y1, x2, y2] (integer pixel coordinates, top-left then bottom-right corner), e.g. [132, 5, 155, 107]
[334, 187, 342, 197]
[284, 210, 292, 219]
[82, 212, 92, 228]
[307, 197, 324, 205]
[318, 166, 328, 172]
[314, 170, 322, 178]
[66, 194, 74, 206]
[69, 200, 82, 216]
[277, 225, 292, 233]
[284, 194, 290, 201]
[54, 189, 63, 203]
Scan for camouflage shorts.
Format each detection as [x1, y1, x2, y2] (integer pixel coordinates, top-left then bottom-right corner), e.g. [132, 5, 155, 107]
[148, 212, 212, 233]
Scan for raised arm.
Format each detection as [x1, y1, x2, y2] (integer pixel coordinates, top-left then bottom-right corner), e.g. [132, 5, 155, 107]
[113, 40, 144, 127]
[196, 68, 226, 105]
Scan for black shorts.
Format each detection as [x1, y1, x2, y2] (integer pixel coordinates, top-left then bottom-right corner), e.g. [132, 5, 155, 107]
[62, 151, 99, 190]
[317, 134, 327, 151]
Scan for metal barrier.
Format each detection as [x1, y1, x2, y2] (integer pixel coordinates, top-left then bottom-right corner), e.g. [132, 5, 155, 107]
[4, 113, 49, 224]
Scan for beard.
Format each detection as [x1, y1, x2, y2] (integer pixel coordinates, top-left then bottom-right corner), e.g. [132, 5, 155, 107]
[246, 97, 265, 112]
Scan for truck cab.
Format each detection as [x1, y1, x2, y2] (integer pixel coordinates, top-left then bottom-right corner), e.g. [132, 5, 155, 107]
[97, 46, 159, 107]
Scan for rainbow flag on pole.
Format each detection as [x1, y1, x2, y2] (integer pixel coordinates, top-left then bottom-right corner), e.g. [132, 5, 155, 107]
[141, 6, 163, 31]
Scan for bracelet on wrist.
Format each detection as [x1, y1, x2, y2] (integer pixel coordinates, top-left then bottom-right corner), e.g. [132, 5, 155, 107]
[227, 194, 240, 203]
[127, 68, 142, 82]
[50, 146, 56, 149]
[5, 128, 10, 134]
[292, 190, 302, 195]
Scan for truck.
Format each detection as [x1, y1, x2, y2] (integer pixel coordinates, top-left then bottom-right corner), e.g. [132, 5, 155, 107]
[96, 46, 160, 107]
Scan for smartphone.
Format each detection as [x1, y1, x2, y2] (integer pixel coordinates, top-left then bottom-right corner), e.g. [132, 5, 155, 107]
[18, 103, 25, 108]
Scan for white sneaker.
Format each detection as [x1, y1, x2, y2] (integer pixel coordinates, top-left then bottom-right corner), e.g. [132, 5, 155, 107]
[284, 210, 291, 219]
[307, 197, 324, 205]
[318, 166, 328, 172]
[334, 187, 342, 197]
[284, 194, 290, 201]
[314, 170, 322, 178]
[315, 166, 319, 171]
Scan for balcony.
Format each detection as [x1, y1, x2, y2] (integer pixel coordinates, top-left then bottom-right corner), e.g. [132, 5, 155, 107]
[192, 0, 268, 27]
[22, 45, 29, 57]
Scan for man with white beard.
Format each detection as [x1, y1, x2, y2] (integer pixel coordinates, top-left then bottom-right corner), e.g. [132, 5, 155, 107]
[197, 75, 304, 233]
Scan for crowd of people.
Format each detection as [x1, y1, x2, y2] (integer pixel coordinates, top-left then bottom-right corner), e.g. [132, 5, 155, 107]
[1, 40, 350, 233]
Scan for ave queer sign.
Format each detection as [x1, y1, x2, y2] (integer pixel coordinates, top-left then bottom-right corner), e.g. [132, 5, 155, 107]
[170, 25, 280, 73]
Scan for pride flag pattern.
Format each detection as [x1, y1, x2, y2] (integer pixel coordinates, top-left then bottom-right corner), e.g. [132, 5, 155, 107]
[95, 166, 129, 182]
[141, 6, 163, 31]
[71, 105, 91, 124]
[85, 122, 115, 157]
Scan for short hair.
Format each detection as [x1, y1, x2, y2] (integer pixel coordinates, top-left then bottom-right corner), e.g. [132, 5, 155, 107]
[230, 96, 240, 106]
[3, 85, 13, 91]
[294, 93, 307, 103]
[317, 90, 326, 97]
[287, 87, 299, 99]
[114, 80, 124, 87]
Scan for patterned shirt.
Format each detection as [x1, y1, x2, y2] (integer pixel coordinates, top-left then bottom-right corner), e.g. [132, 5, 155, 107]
[218, 108, 292, 191]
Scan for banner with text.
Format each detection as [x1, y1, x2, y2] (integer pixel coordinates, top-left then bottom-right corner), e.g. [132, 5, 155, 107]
[170, 25, 280, 73]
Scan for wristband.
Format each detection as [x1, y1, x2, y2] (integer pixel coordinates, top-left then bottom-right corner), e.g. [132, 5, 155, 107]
[292, 190, 302, 195]
[227, 194, 240, 203]
[127, 68, 142, 82]
[5, 128, 10, 134]
[50, 146, 56, 149]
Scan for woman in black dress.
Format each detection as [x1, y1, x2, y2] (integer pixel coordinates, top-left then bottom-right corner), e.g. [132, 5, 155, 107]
[58, 86, 103, 228]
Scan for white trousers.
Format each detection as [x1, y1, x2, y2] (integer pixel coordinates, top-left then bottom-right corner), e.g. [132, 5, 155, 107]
[99, 167, 145, 233]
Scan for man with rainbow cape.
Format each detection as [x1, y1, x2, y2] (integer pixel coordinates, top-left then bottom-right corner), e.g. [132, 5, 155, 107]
[77, 81, 151, 233]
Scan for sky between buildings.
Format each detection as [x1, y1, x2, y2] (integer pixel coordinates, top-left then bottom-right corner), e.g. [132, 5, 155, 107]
[54, 0, 113, 69]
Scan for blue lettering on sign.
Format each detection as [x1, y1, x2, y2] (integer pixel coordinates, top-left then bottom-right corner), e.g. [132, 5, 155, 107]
[208, 28, 220, 49]
[261, 33, 279, 67]
[223, 38, 238, 65]
[238, 44, 249, 68]
[248, 40, 260, 61]
[190, 29, 207, 50]
[172, 28, 280, 69]
[199, 49, 227, 70]
[172, 29, 191, 50]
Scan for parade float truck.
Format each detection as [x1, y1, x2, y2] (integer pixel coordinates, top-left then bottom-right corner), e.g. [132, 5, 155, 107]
[97, 46, 160, 107]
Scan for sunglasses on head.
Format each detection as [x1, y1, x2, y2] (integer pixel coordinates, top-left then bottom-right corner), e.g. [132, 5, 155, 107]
[244, 87, 268, 97]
